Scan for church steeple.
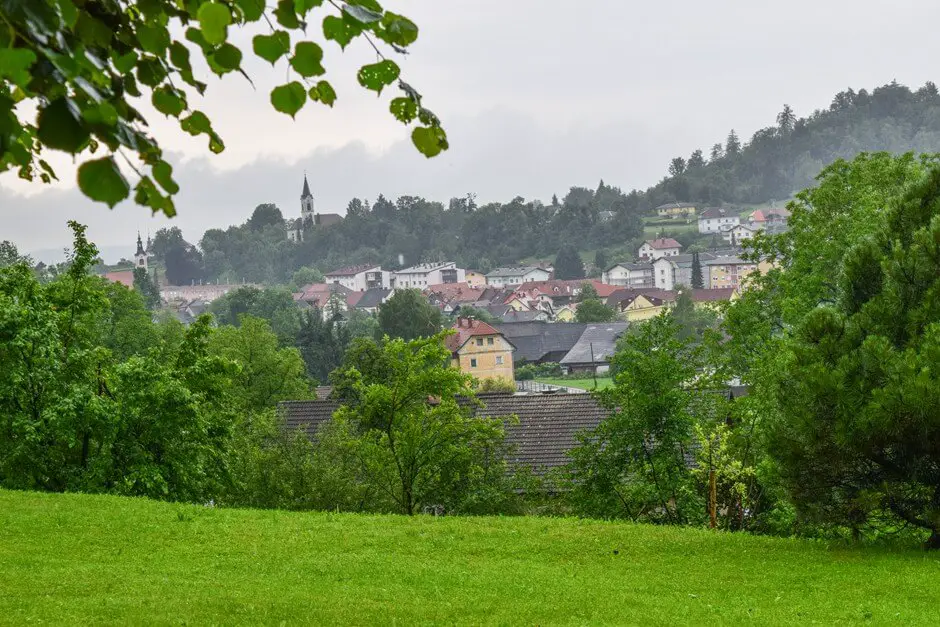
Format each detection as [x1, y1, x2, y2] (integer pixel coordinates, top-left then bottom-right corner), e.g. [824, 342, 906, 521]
[134, 232, 148, 270]
[300, 173, 314, 222]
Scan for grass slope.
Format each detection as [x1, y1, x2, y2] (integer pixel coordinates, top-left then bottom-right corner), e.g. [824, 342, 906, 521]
[535, 376, 613, 390]
[2, 490, 939, 625]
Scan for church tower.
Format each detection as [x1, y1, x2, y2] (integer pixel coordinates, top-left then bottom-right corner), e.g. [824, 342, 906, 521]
[134, 232, 148, 270]
[300, 174, 314, 225]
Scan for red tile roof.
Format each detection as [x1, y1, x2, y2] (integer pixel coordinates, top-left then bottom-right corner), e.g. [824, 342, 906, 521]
[102, 270, 135, 288]
[445, 317, 507, 352]
[646, 238, 682, 249]
[690, 288, 735, 302]
[425, 283, 484, 303]
[345, 291, 365, 307]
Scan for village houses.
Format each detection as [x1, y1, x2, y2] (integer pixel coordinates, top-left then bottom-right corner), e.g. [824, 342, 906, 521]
[325, 264, 391, 291]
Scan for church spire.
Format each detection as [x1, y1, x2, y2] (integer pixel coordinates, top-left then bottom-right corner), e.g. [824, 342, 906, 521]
[301, 173, 312, 199]
[136, 232, 145, 256]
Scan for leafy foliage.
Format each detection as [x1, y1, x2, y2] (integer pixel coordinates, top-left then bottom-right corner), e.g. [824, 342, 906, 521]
[0, 0, 445, 213]
[553, 245, 585, 280]
[377, 288, 443, 340]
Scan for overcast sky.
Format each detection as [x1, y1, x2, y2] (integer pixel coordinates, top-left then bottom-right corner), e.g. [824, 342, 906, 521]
[4, 0, 940, 262]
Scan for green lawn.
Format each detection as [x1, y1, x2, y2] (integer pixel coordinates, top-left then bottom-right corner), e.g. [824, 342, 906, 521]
[535, 376, 613, 390]
[2, 490, 938, 625]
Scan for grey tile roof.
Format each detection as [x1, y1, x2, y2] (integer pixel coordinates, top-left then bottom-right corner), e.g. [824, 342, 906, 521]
[355, 287, 391, 309]
[279, 393, 609, 475]
[486, 266, 543, 278]
[493, 322, 588, 363]
[560, 323, 629, 365]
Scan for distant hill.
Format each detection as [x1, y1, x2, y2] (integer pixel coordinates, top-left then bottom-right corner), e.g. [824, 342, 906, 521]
[643, 80, 940, 208]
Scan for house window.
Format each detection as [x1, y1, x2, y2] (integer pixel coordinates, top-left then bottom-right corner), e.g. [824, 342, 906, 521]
[487, 337, 494, 345]
[476, 338, 483, 346]
[495, 356, 504, 365]
[470, 358, 477, 368]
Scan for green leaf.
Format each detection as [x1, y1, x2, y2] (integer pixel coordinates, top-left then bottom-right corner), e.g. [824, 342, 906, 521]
[234, 0, 265, 21]
[253, 31, 291, 65]
[322, 14, 362, 49]
[389, 97, 417, 123]
[56, 0, 79, 28]
[134, 176, 176, 216]
[111, 50, 138, 73]
[77, 157, 130, 207]
[198, 2, 231, 45]
[344, 4, 383, 24]
[181, 110, 212, 136]
[294, 0, 324, 15]
[411, 125, 448, 158]
[210, 43, 243, 73]
[0, 48, 37, 87]
[357, 60, 399, 93]
[289, 42, 325, 77]
[137, 23, 170, 55]
[271, 82, 307, 118]
[81, 101, 119, 126]
[37, 98, 89, 154]
[169, 42, 192, 73]
[136, 59, 167, 87]
[380, 13, 418, 47]
[274, 0, 300, 29]
[152, 87, 186, 117]
[309, 80, 336, 107]
[185, 27, 212, 53]
[75, 13, 112, 47]
[152, 160, 179, 195]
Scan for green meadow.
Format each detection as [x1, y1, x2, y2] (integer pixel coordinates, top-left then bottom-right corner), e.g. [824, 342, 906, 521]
[2, 490, 938, 625]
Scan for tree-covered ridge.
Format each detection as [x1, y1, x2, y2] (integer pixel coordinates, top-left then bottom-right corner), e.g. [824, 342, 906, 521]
[652, 81, 940, 206]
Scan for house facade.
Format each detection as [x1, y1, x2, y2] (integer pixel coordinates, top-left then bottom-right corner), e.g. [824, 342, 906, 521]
[446, 317, 516, 385]
[656, 202, 697, 218]
[705, 256, 773, 291]
[721, 223, 758, 244]
[392, 262, 465, 289]
[325, 264, 390, 291]
[602, 262, 654, 288]
[485, 266, 552, 287]
[637, 238, 682, 261]
[698, 207, 741, 234]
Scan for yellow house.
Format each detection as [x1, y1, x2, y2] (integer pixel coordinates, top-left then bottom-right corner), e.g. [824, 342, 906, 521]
[465, 270, 486, 288]
[706, 257, 775, 292]
[656, 202, 697, 218]
[615, 293, 671, 321]
[446, 317, 515, 385]
[554, 305, 577, 322]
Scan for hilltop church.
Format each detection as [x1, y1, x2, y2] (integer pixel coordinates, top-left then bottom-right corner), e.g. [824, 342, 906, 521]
[286, 175, 343, 242]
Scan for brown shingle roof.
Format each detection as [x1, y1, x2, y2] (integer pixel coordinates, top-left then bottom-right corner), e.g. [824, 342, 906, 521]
[645, 238, 682, 249]
[445, 317, 508, 352]
[325, 264, 378, 277]
[278, 392, 609, 474]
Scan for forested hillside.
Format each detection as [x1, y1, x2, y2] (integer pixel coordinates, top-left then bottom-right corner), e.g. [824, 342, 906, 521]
[652, 80, 940, 205]
[154, 81, 940, 285]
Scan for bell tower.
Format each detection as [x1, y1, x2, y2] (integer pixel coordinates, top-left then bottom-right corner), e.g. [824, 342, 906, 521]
[300, 174, 314, 225]
[134, 232, 148, 270]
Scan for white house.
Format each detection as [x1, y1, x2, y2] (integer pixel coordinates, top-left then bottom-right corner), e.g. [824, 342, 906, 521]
[698, 207, 740, 234]
[325, 264, 390, 291]
[392, 262, 465, 289]
[652, 257, 678, 290]
[602, 262, 654, 288]
[637, 238, 682, 261]
[721, 223, 758, 244]
[484, 266, 552, 287]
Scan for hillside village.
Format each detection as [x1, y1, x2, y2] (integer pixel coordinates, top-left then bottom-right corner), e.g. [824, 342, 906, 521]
[95, 177, 789, 391]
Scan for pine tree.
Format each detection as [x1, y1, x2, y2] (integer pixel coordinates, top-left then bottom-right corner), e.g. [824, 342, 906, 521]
[691, 252, 704, 289]
[726, 130, 741, 155]
[594, 250, 609, 273]
[554, 245, 585, 280]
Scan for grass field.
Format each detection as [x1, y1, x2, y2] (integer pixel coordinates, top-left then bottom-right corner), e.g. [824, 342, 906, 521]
[535, 376, 613, 390]
[2, 490, 939, 625]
